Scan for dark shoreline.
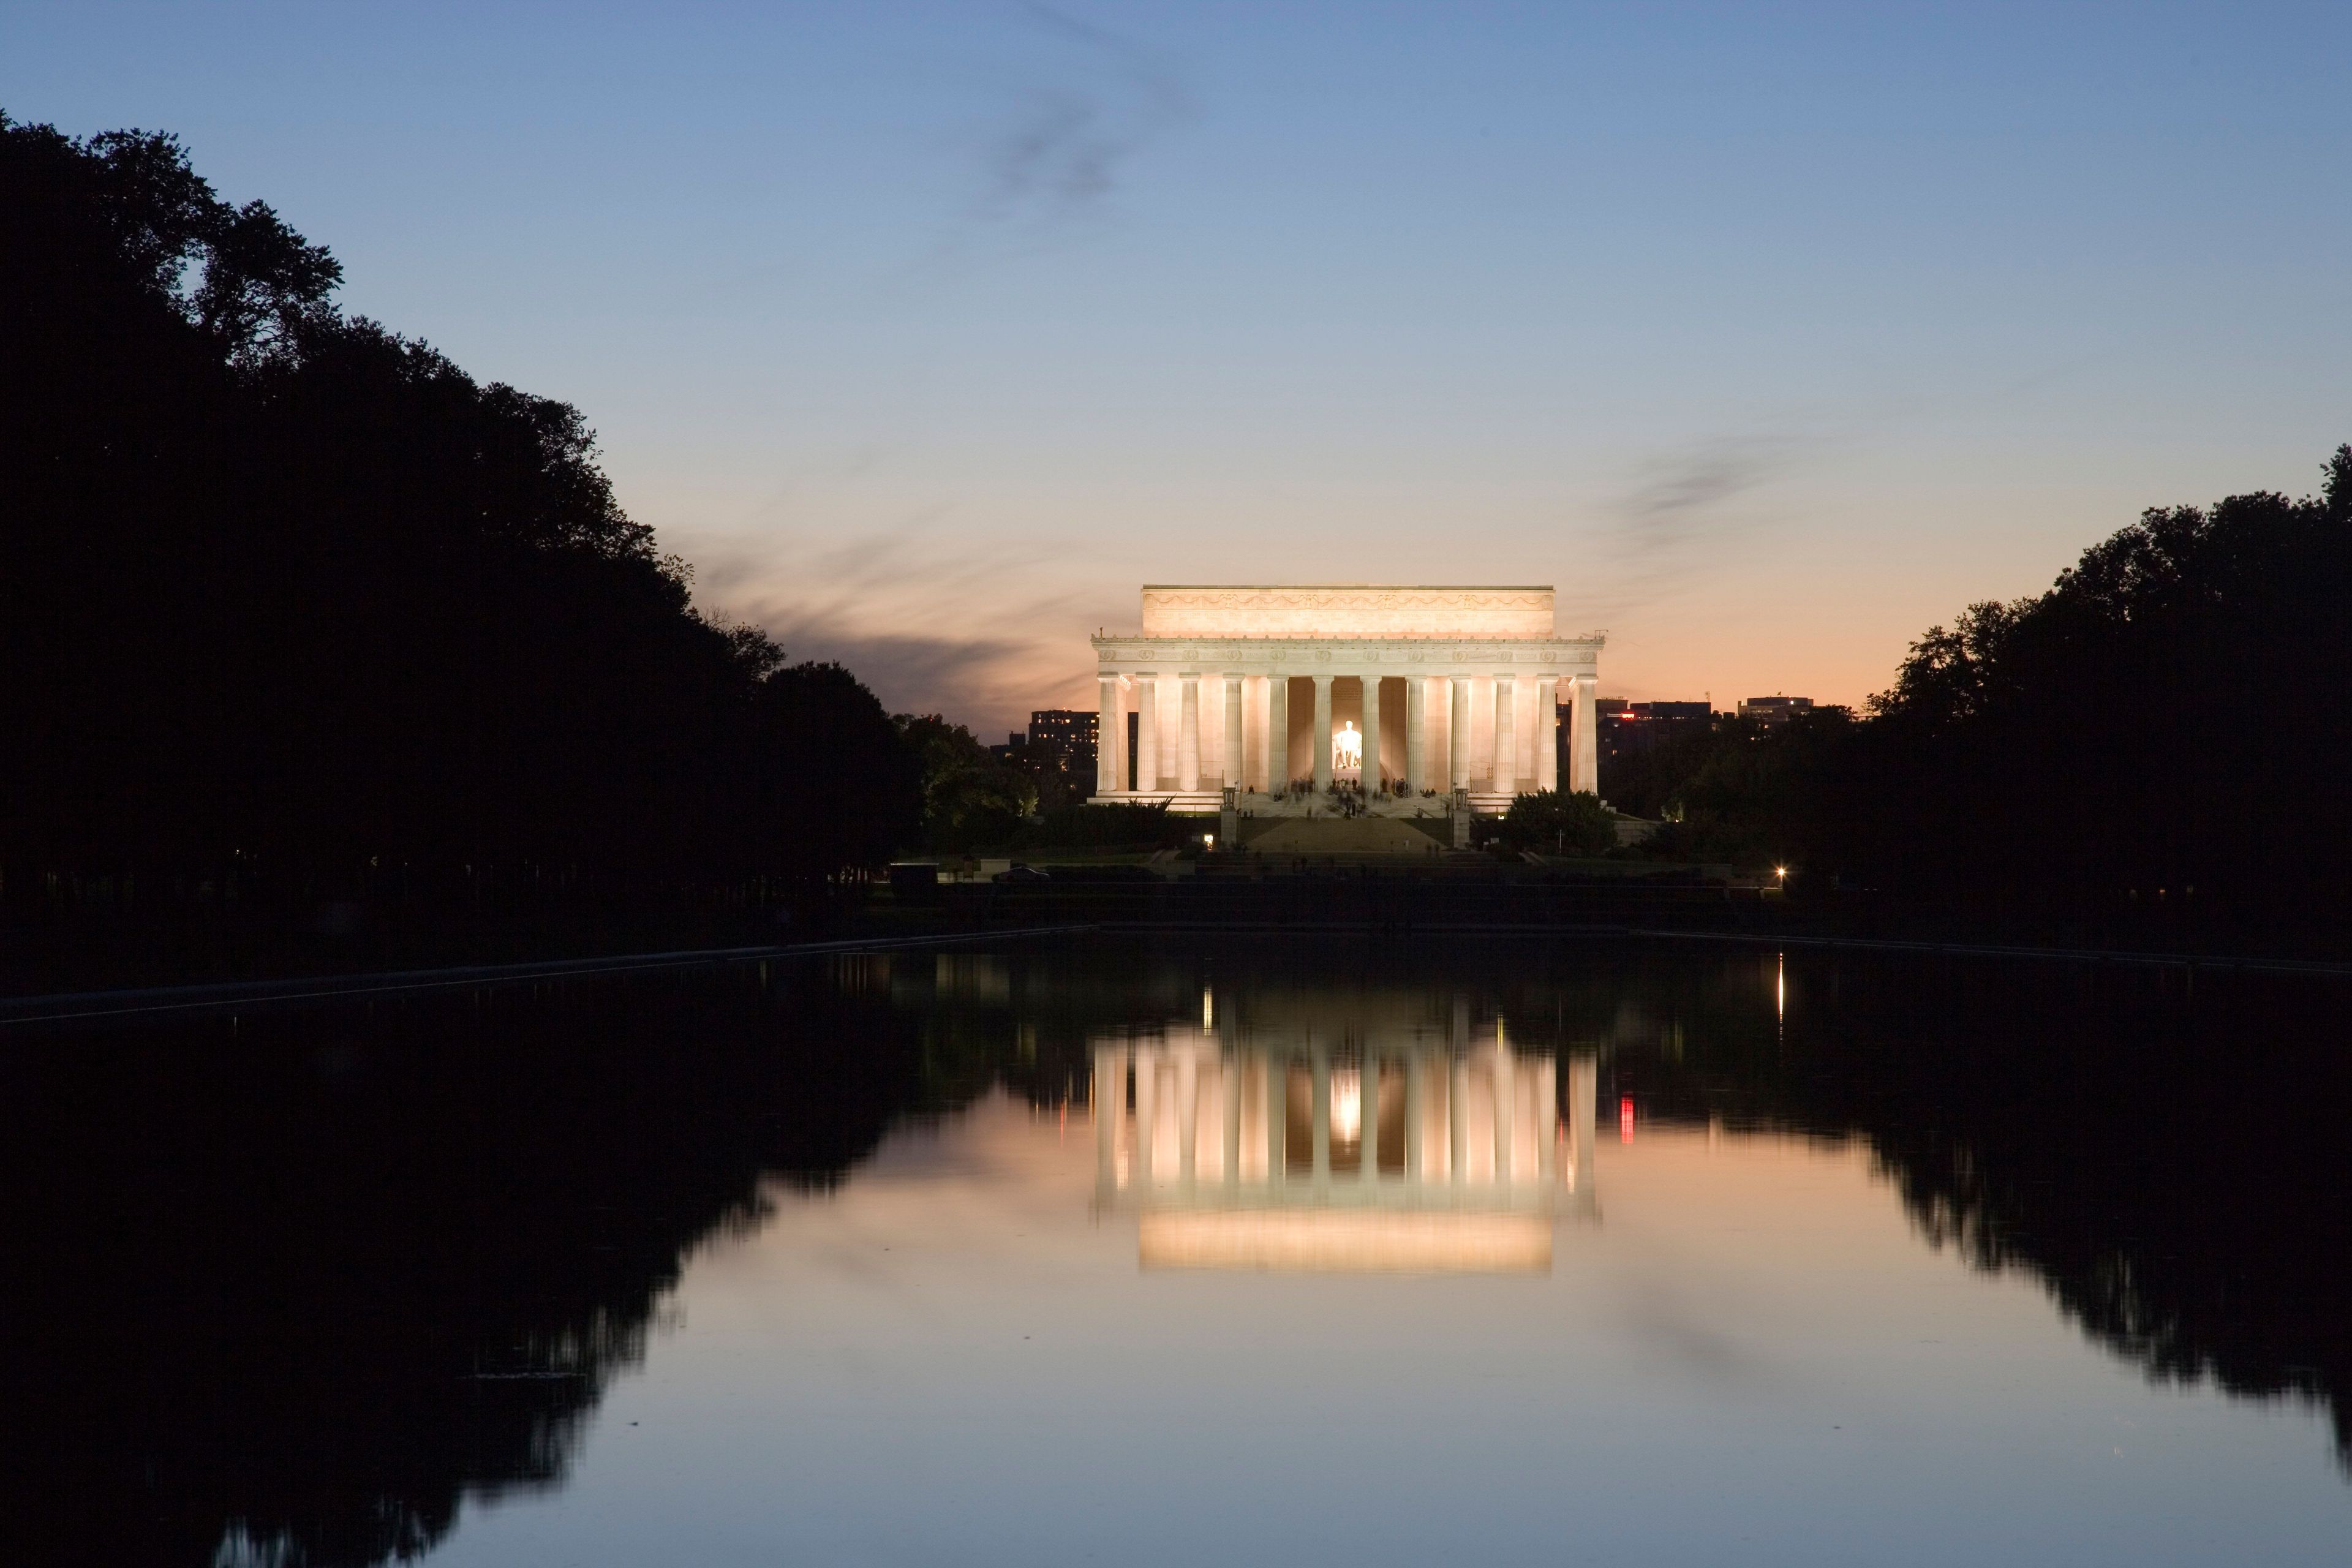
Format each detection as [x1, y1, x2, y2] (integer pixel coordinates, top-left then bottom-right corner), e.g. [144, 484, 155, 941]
[0, 925, 1096, 1028]
[10, 913, 2348, 1031]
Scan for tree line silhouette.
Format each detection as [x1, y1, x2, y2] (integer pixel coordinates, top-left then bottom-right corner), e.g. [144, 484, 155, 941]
[1600, 947, 2352, 1476]
[1616, 445, 2352, 936]
[0, 957, 1099, 1567]
[12, 944, 2350, 1566]
[9, 113, 2348, 967]
[1, 116, 924, 957]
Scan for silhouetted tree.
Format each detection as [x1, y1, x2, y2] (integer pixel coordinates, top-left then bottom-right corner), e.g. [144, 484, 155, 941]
[746, 662, 925, 884]
[1826, 448, 2352, 922]
[893, 714, 1037, 851]
[0, 116, 924, 960]
[1610, 448, 2352, 930]
[1640, 709, 1854, 869]
[1496, 789, 1617, 856]
[1608, 951, 2352, 1474]
[0, 962, 1009, 1567]
[999, 733, 1092, 810]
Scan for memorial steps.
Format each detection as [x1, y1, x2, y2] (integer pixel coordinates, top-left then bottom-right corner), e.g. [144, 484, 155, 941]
[1243, 816, 1447, 856]
[1092, 786, 1516, 818]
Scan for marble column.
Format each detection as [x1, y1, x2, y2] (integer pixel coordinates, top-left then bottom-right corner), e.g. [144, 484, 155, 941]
[1177, 1049, 1199, 1183]
[1537, 1057, 1558, 1180]
[1097, 677, 1123, 793]
[1222, 672, 1243, 790]
[1265, 1057, 1286, 1178]
[1093, 1044, 1121, 1191]
[1134, 1052, 1158, 1185]
[1449, 677, 1472, 789]
[1311, 676, 1334, 793]
[1449, 995, 1469, 1180]
[1492, 1034, 1515, 1182]
[1136, 675, 1160, 793]
[1404, 1052, 1425, 1177]
[1360, 675, 1383, 790]
[1405, 677, 1428, 794]
[1178, 673, 1201, 791]
[1222, 1057, 1242, 1185]
[1493, 676, 1517, 795]
[1570, 674, 1599, 794]
[1311, 1044, 1332, 1186]
[1267, 675, 1291, 788]
[1449, 1054, 1471, 1183]
[1536, 676, 1558, 792]
[1569, 1053, 1597, 1196]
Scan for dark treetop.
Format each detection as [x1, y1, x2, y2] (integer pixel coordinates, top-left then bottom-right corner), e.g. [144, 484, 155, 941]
[0, 118, 924, 956]
[1605, 445, 2352, 940]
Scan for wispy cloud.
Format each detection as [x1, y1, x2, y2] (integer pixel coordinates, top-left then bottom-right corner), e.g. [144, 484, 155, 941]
[1614, 1270, 1772, 1389]
[1621, 436, 1790, 525]
[700, 511, 1109, 731]
[1579, 355, 2105, 625]
[760, 620, 1034, 719]
[961, 5, 1193, 234]
[1580, 432, 1804, 622]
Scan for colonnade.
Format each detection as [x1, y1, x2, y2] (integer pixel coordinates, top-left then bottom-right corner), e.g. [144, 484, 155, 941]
[1091, 1035, 1599, 1203]
[1096, 671, 1600, 797]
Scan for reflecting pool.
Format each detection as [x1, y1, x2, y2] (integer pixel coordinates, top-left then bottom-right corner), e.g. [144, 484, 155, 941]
[6, 938, 2350, 1565]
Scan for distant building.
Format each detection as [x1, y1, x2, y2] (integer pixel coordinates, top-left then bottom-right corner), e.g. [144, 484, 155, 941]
[1008, 709, 1099, 802]
[1596, 699, 1713, 761]
[980, 712, 1101, 805]
[1563, 698, 1714, 796]
[1738, 696, 1815, 728]
[1027, 709, 1097, 780]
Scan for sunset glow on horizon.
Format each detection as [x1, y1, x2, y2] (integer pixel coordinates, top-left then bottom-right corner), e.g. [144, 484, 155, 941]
[7, 1, 2346, 731]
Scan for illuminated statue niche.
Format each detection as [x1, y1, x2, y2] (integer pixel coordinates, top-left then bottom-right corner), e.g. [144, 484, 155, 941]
[1333, 720, 1362, 777]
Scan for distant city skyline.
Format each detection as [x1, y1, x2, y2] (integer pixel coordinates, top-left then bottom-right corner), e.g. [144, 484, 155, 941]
[7, 1, 2346, 733]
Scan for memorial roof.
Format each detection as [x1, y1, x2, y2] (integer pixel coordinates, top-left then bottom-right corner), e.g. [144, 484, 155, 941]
[1139, 584, 1555, 639]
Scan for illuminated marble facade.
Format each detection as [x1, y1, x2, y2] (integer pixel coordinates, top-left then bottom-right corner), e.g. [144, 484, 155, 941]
[1093, 994, 1599, 1274]
[1092, 585, 1604, 813]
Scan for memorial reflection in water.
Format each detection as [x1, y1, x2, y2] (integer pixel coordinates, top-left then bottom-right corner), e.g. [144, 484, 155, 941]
[1092, 993, 1597, 1273]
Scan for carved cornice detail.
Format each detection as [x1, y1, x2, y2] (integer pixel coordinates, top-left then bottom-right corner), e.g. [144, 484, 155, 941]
[1090, 633, 1602, 677]
[1139, 584, 1558, 639]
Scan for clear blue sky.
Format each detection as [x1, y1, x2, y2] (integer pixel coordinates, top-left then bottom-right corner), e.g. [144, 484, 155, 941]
[8, 2, 2348, 730]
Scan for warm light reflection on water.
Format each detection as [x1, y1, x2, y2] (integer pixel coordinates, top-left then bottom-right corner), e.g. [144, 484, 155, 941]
[1138, 1207, 1551, 1272]
[13, 941, 2352, 1567]
[444, 1080, 2350, 1568]
[1089, 998, 1595, 1273]
[472, 951, 2352, 1563]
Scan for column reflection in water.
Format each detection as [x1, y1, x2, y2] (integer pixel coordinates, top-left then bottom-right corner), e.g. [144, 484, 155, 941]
[1093, 1014, 1598, 1275]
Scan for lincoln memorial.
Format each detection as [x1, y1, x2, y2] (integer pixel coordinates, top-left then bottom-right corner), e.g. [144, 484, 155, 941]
[1093, 996, 1599, 1274]
[1091, 585, 1604, 815]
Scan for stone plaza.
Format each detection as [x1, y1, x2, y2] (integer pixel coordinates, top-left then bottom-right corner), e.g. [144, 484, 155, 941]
[1091, 585, 1604, 815]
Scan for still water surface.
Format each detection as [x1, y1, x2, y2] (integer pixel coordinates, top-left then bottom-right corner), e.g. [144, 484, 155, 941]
[7, 939, 2349, 1565]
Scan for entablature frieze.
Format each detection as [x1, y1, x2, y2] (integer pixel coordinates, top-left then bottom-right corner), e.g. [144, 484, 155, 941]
[1091, 635, 1603, 679]
[1139, 584, 1557, 639]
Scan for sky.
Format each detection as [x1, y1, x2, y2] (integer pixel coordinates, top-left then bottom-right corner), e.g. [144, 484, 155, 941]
[7, 2, 2349, 733]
